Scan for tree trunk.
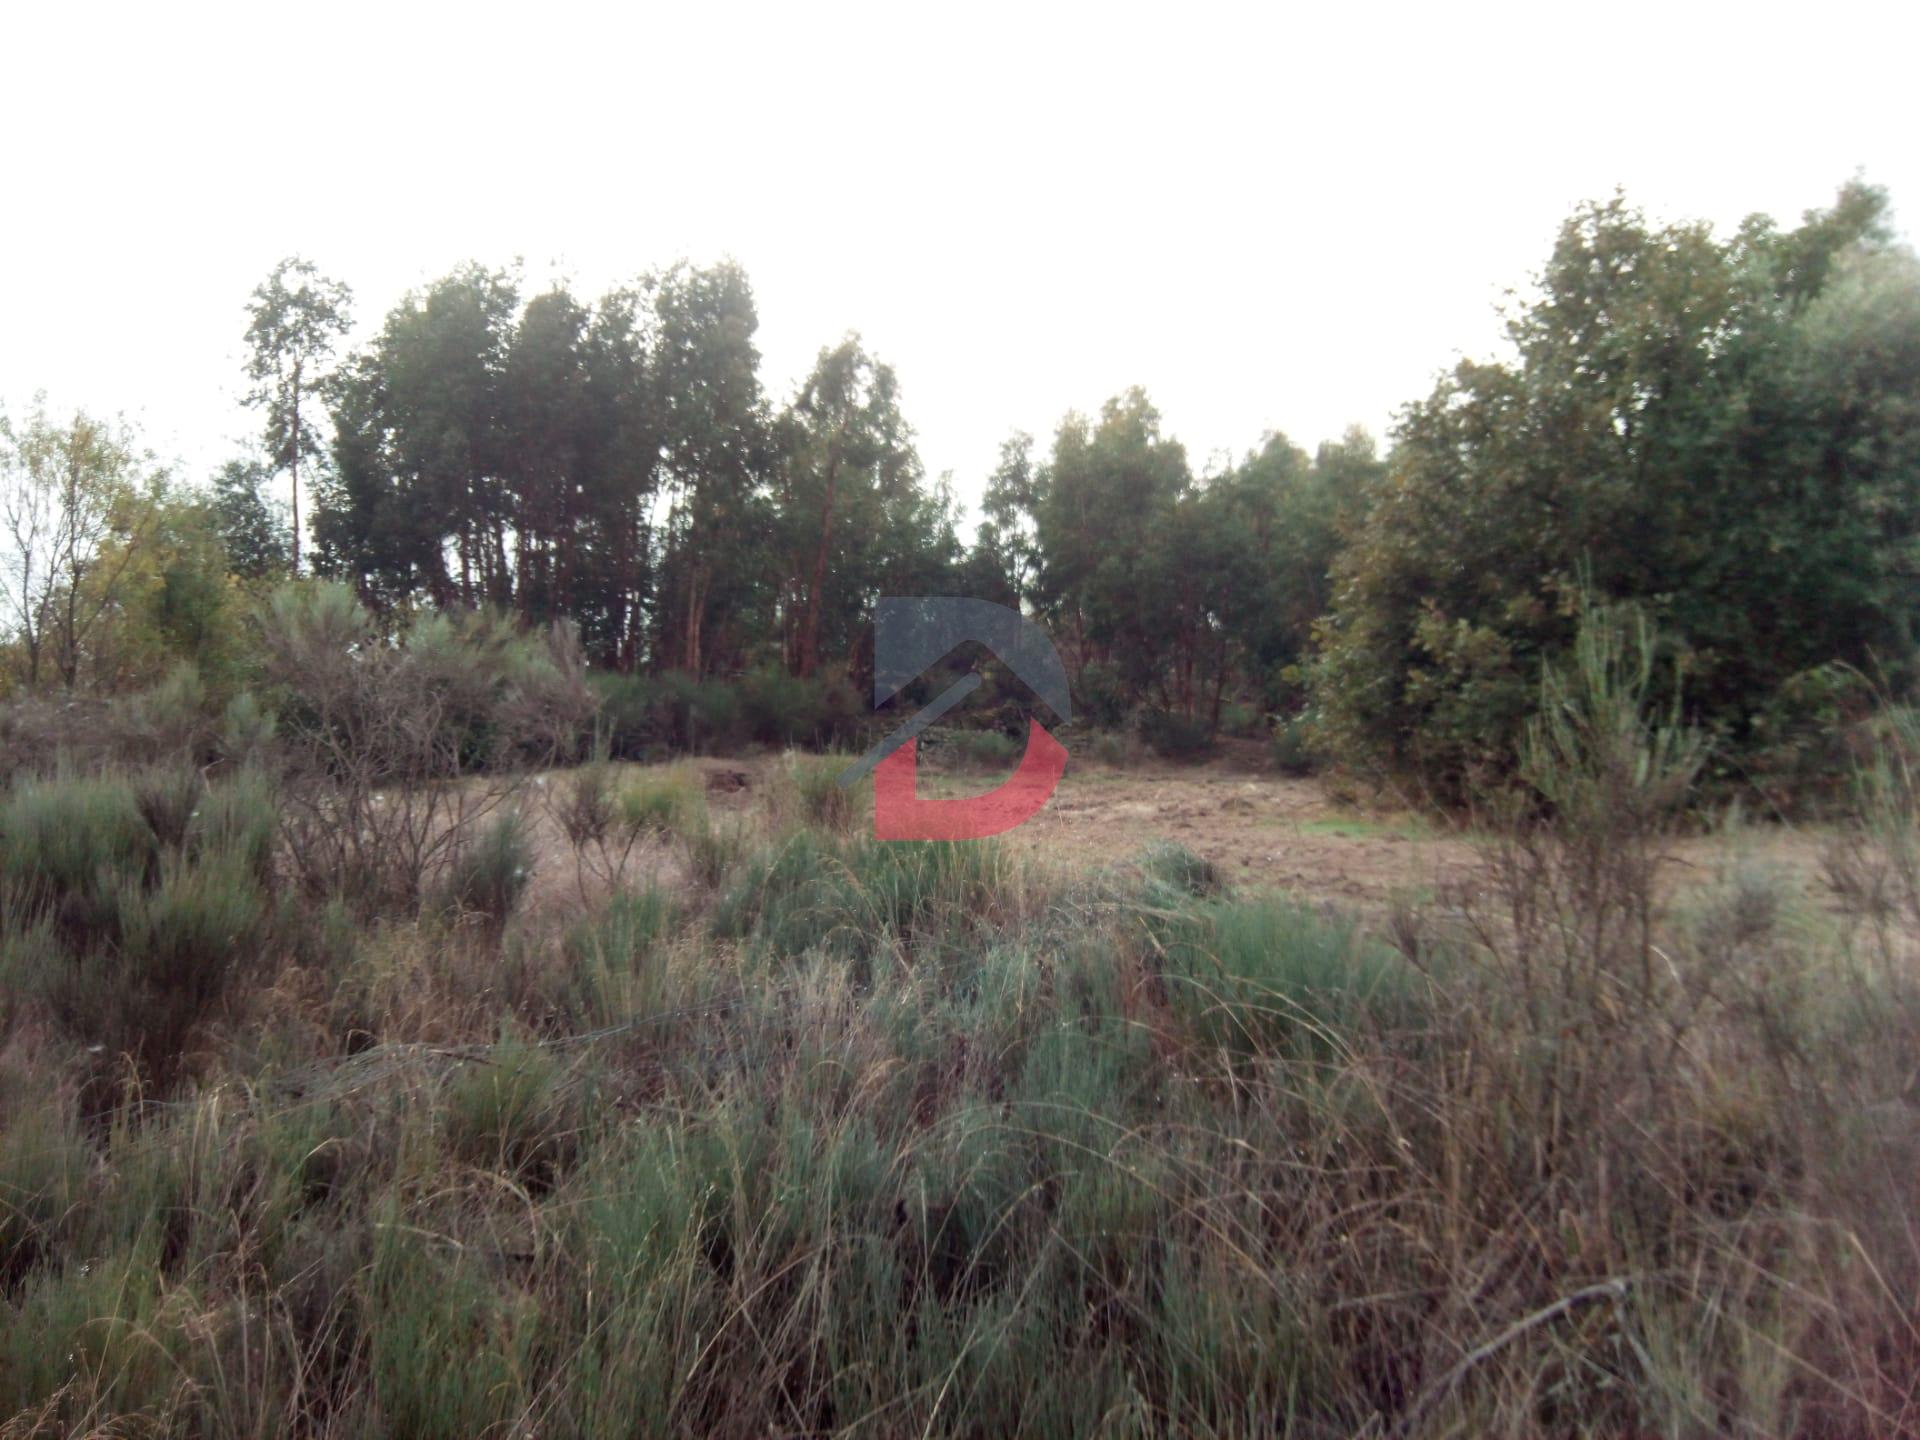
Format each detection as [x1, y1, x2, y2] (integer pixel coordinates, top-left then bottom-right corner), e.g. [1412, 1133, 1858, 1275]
[797, 446, 842, 678]
[290, 359, 303, 574]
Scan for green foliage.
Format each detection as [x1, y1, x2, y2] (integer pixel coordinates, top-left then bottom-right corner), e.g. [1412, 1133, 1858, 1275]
[1154, 894, 1418, 1058]
[618, 765, 706, 838]
[0, 773, 154, 893]
[737, 664, 859, 748]
[209, 456, 291, 579]
[1140, 839, 1221, 898]
[777, 750, 861, 833]
[940, 727, 1021, 770]
[1138, 706, 1214, 759]
[1313, 182, 1920, 800]
[438, 808, 534, 929]
[713, 832, 1019, 965]
[132, 762, 204, 854]
[1269, 716, 1316, 776]
[1521, 598, 1707, 832]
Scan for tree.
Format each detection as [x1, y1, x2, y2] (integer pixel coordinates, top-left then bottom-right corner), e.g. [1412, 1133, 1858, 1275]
[243, 256, 352, 573]
[209, 458, 291, 579]
[1029, 388, 1193, 701]
[776, 336, 928, 677]
[1311, 181, 1920, 798]
[650, 262, 771, 676]
[0, 400, 159, 689]
[317, 264, 517, 607]
[964, 434, 1041, 609]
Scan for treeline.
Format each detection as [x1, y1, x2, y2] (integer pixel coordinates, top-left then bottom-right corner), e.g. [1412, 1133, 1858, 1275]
[3, 180, 1917, 797]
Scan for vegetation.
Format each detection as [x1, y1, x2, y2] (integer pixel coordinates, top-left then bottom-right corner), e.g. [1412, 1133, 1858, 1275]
[0, 177, 1916, 1434]
[6, 180, 1916, 803]
[0, 610, 1914, 1434]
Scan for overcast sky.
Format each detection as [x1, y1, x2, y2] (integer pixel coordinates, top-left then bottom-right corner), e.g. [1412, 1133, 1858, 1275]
[4, 2, 1915, 521]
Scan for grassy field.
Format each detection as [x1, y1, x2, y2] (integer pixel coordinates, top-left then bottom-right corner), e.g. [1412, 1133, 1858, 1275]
[0, 737, 1917, 1437]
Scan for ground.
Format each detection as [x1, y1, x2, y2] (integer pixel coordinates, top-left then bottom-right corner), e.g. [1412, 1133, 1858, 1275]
[530, 742, 1841, 920]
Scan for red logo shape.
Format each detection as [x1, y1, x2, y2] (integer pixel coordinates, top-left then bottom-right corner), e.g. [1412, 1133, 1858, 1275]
[873, 718, 1067, 840]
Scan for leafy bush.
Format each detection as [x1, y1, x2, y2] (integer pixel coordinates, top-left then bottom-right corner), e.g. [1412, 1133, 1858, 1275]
[1311, 185, 1920, 801]
[1218, 702, 1264, 739]
[1137, 707, 1214, 759]
[1269, 716, 1315, 776]
[10, 851, 269, 1087]
[737, 665, 860, 748]
[0, 774, 156, 918]
[187, 767, 278, 886]
[940, 728, 1021, 771]
[589, 671, 668, 761]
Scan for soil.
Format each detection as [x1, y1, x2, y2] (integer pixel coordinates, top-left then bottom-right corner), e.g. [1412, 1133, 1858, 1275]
[646, 745, 1844, 918]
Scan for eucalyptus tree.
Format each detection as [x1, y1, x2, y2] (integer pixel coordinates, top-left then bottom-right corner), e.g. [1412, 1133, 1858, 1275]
[243, 257, 352, 573]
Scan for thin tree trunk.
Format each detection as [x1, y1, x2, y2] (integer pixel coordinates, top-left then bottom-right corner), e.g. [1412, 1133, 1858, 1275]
[798, 447, 842, 678]
[290, 359, 303, 574]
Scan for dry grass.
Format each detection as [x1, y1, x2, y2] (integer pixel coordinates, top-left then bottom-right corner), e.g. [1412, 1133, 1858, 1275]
[1, 672, 1917, 1435]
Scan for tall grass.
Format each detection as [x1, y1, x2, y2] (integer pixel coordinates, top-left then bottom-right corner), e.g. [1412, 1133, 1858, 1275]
[0, 683, 1915, 1435]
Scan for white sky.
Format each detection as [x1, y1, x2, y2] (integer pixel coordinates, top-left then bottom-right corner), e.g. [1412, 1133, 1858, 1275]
[3, 1, 1915, 522]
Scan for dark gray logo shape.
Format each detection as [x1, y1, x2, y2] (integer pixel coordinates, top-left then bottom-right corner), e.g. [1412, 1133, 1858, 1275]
[838, 597, 1072, 786]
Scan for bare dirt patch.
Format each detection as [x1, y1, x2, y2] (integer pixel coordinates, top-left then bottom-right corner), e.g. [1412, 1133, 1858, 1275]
[517, 748, 1841, 919]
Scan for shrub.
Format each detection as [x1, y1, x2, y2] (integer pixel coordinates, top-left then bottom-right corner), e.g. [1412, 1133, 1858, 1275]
[1269, 716, 1315, 776]
[132, 763, 205, 854]
[0, 774, 155, 917]
[1154, 894, 1417, 1058]
[561, 888, 680, 1026]
[10, 852, 271, 1088]
[656, 671, 746, 753]
[216, 689, 277, 767]
[442, 1032, 573, 1184]
[739, 665, 826, 747]
[1137, 707, 1214, 759]
[777, 751, 861, 833]
[1310, 186, 1920, 803]
[618, 766, 706, 839]
[437, 809, 534, 930]
[1219, 701, 1264, 739]
[1140, 840, 1220, 898]
[185, 767, 279, 892]
[589, 672, 668, 761]
[941, 728, 1021, 771]
[683, 813, 749, 891]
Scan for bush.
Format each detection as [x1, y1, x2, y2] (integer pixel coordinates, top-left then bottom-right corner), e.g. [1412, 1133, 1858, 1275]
[1137, 707, 1214, 759]
[11, 852, 270, 1088]
[589, 672, 668, 761]
[1154, 894, 1417, 1058]
[1219, 701, 1264, 739]
[0, 774, 156, 918]
[940, 728, 1021, 771]
[1140, 840, 1220, 898]
[132, 763, 205, 854]
[1310, 186, 1920, 803]
[777, 751, 861, 833]
[655, 671, 746, 754]
[438, 809, 534, 929]
[1269, 717, 1315, 776]
[188, 767, 278, 886]
[619, 766, 707, 839]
